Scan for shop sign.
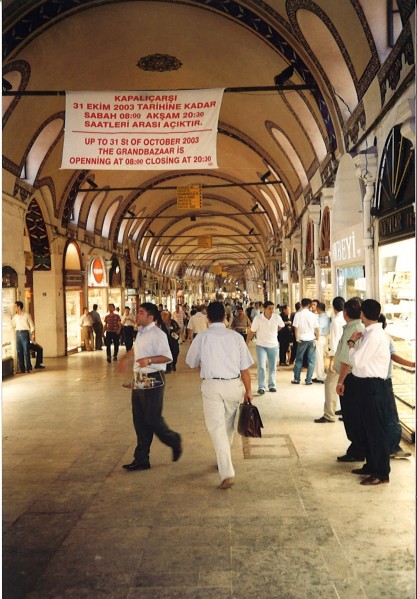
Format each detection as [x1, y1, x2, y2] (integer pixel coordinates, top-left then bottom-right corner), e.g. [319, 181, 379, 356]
[332, 224, 363, 264]
[90, 257, 106, 287]
[379, 205, 415, 243]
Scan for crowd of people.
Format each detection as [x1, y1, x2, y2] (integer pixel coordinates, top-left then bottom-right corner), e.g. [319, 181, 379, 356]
[11, 294, 414, 489]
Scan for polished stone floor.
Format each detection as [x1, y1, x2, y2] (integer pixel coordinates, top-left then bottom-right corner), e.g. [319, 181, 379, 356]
[2, 345, 415, 598]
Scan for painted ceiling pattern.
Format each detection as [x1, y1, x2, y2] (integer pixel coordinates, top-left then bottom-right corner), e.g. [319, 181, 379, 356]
[2, 0, 415, 284]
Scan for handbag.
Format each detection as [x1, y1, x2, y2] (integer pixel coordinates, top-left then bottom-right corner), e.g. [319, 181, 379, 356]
[237, 401, 264, 437]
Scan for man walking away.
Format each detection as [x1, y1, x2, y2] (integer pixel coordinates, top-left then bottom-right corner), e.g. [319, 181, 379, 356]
[186, 301, 254, 489]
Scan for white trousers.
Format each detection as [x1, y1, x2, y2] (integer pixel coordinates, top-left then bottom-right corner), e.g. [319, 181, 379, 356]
[314, 336, 327, 381]
[201, 379, 245, 481]
[323, 370, 338, 421]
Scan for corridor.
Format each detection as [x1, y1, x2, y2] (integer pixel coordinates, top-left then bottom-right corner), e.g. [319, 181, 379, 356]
[2, 346, 415, 598]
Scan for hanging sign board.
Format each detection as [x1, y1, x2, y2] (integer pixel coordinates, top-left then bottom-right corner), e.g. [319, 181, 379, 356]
[61, 88, 224, 170]
[197, 235, 212, 249]
[213, 265, 222, 274]
[177, 185, 202, 210]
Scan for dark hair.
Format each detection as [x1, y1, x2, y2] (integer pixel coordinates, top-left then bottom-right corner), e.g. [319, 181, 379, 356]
[108, 303, 115, 308]
[295, 302, 301, 311]
[237, 306, 243, 312]
[15, 301, 23, 309]
[318, 302, 326, 312]
[93, 304, 98, 310]
[140, 302, 160, 322]
[301, 298, 311, 308]
[263, 300, 274, 309]
[361, 299, 381, 321]
[280, 304, 288, 311]
[207, 301, 225, 323]
[344, 298, 362, 320]
[312, 298, 320, 304]
[378, 313, 387, 329]
[332, 296, 345, 312]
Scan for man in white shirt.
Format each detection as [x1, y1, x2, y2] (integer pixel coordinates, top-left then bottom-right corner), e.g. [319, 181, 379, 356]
[186, 301, 254, 489]
[246, 301, 284, 394]
[122, 303, 182, 472]
[187, 305, 208, 340]
[347, 299, 391, 485]
[11, 301, 35, 373]
[291, 298, 319, 385]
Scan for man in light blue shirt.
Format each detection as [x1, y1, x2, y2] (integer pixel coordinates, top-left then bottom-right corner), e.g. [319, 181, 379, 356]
[312, 302, 331, 383]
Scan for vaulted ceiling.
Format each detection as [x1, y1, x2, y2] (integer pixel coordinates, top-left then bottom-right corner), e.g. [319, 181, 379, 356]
[3, 0, 412, 284]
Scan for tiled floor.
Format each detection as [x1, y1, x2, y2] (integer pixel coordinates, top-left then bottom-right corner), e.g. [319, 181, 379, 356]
[2, 345, 415, 598]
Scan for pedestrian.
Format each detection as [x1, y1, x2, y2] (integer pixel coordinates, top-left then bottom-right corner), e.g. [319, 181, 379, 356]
[161, 310, 180, 372]
[172, 304, 186, 342]
[314, 297, 362, 426]
[312, 302, 330, 383]
[289, 302, 301, 364]
[187, 305, 209, 340]
[79, 307, 94, 351]
[379, 314, 414, 459]
[122, 302, 182, 471]
[90, 304, 103, 350]
[246, 301, 284, 394]
[231, 306, 252, 341]
[29, 341, 45, 369]
[277, 305, 293, 365]
[121, 306, 136, 351]
[103, 303, 122, 363]
[347, 299, 391, 485]
[185, 301, 254, 489]
[11, 301, 35, 373]
[291, 298, 319, 385]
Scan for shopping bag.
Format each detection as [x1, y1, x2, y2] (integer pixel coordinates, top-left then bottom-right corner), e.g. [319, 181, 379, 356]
[237, 401, 263, 437]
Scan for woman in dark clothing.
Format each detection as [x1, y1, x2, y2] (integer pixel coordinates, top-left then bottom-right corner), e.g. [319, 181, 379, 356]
[161, 310, 180, 372]
[277, 305, 293, 365]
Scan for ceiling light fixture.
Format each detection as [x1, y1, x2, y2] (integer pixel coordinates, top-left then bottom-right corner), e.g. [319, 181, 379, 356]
[260, 170, 271, 182]
[251, 204, 259, 213]
[148, 229, 155, 236]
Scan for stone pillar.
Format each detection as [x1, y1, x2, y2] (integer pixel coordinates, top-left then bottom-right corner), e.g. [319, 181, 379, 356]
[320, 188, 334, 298]
[308, 204, 321, 300]
[398, 97, 415, 149]
[353, 154, 378, 298]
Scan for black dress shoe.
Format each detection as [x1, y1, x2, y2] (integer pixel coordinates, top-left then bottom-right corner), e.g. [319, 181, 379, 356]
[34, 365, 45, 369]
[352, 467, 373, 475]
[314, 416, 334, 423]
[312, 378, 324, 384]
[122, 461, 150, 471]
[337, 454, 364, 462]
[335, 409, 342, 415]
[172, 435, 183, 462]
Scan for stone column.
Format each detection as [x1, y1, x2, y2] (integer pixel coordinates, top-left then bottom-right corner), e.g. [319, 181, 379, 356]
[308, 204, 321, 300]
[320, 188, 334, 298]
[353, 154, 378, 298]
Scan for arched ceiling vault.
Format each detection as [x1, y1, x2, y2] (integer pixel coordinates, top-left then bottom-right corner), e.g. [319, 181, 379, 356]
[3, 0, 398, 283]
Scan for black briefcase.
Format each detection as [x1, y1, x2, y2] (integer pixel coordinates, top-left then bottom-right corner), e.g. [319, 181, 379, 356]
[237, 402, 264, 437]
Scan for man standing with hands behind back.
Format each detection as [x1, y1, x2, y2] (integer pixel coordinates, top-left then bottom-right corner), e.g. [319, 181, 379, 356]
[186, 301, 254, 490]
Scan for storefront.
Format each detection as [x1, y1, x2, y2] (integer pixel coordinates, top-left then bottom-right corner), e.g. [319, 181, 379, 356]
[108, 255, 123, 309]
[2, 266, 18, 377]
[332, 223, 366, 301]
[88, 256, 108, 314]
[375, 124, 415, 441]
[63, 241, 84, 353]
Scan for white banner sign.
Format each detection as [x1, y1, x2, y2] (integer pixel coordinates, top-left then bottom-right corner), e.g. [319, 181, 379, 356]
[61, 89, 224, 170]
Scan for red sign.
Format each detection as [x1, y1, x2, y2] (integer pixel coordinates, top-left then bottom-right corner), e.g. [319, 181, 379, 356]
[91, 258, 104, 285]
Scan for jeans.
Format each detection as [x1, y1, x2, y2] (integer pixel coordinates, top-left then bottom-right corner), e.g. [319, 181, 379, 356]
[16, 330, 32, 372]
[256, 345, 279, 390]
[293, 340, 316, 383]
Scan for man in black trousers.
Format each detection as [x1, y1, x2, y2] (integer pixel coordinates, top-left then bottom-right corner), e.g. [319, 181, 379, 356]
[122, 303, 182, 471]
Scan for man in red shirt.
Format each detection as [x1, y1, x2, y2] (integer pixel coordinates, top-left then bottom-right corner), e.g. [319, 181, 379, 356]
[103, 304, 122, 363]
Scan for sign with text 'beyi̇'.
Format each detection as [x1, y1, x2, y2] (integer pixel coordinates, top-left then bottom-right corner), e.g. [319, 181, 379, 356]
[61, 89, 224, 170]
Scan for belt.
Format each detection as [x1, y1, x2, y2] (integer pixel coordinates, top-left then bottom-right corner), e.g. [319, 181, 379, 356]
[16, 330, 30, 334]
[205, 376, 240, 380]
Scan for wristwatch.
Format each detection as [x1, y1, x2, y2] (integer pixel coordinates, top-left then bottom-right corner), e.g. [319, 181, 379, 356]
[147, 358, 152, 366]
